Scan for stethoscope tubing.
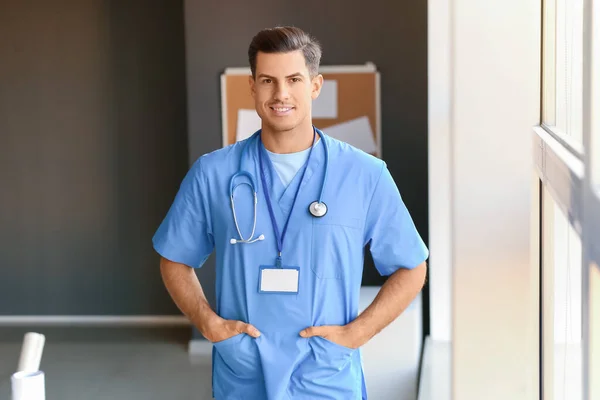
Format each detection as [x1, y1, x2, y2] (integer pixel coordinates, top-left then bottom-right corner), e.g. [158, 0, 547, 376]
[229, 128, 328, 244]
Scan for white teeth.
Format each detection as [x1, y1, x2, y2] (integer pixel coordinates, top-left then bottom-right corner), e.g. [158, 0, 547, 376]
[273, 107, 291, 112]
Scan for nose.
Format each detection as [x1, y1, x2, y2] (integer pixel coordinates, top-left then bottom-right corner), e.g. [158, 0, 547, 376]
[274, 82, 290, 102]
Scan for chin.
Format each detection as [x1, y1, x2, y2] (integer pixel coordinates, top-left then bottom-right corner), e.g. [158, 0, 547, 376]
[266, 120, 298, 133]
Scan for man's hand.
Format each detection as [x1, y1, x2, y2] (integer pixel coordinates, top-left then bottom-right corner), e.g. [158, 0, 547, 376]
[299, 325, 367, 349]
[201, 316, 262, 343]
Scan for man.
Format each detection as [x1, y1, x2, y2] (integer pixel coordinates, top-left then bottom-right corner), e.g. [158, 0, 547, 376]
[153, 26, 428, 400]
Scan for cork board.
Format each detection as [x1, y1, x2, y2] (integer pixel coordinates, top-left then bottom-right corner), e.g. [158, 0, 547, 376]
[220, 64, 381, 158]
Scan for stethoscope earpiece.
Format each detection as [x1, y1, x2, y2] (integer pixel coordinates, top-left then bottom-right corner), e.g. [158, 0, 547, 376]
[230, 234, 265, 245]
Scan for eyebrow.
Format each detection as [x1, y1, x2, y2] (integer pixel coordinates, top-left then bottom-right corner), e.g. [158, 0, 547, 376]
[257, 72, 304, 79]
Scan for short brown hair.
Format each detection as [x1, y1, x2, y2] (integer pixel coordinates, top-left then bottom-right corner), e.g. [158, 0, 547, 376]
[248, 26, 322, 78]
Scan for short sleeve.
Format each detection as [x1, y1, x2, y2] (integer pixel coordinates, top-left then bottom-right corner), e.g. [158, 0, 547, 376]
[152, 157, 214, 268]
[364, 162, 429, 276]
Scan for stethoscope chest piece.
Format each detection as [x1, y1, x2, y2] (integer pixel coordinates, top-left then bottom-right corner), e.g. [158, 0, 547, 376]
[309, 201, 328, 218]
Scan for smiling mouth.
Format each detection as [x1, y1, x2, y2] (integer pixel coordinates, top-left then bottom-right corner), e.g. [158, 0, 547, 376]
[269, 106, 294, 116]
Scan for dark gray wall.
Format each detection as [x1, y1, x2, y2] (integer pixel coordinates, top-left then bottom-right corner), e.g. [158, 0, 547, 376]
[0, 0, 429, 323]
[184, 1, 429, 313]
[0, 1, 188, 314]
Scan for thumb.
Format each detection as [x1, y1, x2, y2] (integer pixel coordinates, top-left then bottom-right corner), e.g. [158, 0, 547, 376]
[240, 322, 261, 338]
[300, 326, 328, 338]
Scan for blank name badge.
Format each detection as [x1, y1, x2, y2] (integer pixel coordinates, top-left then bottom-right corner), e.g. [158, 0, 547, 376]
[259, 266, 300, 294]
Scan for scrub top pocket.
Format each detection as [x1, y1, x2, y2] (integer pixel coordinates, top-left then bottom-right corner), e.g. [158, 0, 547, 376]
[213, 333, 261, 381]
[288, 336, 360, 399]
[317, 336, 357, 354]
[311, 215, 362, 280]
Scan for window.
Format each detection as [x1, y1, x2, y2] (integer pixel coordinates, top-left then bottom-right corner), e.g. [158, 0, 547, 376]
[592, 0, 600, 190]
[542, 0, 585, 153]
[542, 189, 584, 399]
[539, 0, 599, 398]
[542, 0, 556, 125]
[591, 262, 600, 399]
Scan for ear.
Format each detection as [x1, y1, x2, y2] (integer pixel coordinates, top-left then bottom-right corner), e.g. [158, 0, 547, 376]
[311, 74, 324, 100]
[249, 75, 256, 99]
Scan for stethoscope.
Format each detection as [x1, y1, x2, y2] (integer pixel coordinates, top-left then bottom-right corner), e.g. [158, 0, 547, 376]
[229, 128, 329, 245]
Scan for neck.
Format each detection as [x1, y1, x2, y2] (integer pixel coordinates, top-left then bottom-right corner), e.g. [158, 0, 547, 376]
[260, 120, 315, 154]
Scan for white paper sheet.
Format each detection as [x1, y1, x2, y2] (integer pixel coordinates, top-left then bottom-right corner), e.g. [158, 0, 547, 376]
[322, 116, 378, 154]
[312, 80, 338, 118]
[236, 109, 262, 142]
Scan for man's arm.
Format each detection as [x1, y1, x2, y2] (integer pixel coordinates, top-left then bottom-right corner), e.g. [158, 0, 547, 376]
[300, 261, 427, 348]
[347, 261, 427, 344]
[160, 257, 261, 342]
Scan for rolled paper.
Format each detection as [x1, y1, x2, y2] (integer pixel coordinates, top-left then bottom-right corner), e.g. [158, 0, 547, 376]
[17, 332, 45, 373]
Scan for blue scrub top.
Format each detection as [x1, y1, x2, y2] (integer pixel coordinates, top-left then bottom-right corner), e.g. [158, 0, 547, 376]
[152, 130, 429, 400]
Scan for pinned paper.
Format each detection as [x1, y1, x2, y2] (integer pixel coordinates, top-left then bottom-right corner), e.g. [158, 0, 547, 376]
[236, 109, 262, 142]
[322, 116, 377, 154]
[312, 80, 338, 118]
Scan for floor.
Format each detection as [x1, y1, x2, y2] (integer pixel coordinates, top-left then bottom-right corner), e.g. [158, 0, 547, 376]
[418, 337, 586, 400]
[0, 327, 214, 400]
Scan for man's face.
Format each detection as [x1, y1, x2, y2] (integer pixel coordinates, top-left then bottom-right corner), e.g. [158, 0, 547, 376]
[250, 50, 323, 133]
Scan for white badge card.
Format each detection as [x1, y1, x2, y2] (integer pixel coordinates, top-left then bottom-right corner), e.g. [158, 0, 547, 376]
[259, 266, 300, 294]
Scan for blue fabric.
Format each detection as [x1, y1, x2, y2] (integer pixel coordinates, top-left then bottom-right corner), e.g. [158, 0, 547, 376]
[152, 129, 429, 400]
[265, 146, 312, 188]
[259, 131, 317, 265]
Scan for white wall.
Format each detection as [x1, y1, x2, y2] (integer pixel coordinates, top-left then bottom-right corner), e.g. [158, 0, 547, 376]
[427, 0, 541, 399]
[359, 288, 422, 400]
[427, 0, 453, 343]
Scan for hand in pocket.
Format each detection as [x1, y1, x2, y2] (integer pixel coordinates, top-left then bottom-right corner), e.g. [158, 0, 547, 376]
[299, 324, 364, 349]
[202, 317, 261, 343]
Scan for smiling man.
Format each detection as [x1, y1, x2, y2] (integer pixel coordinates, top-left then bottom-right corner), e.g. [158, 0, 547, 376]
[153, 26, 428, 399]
